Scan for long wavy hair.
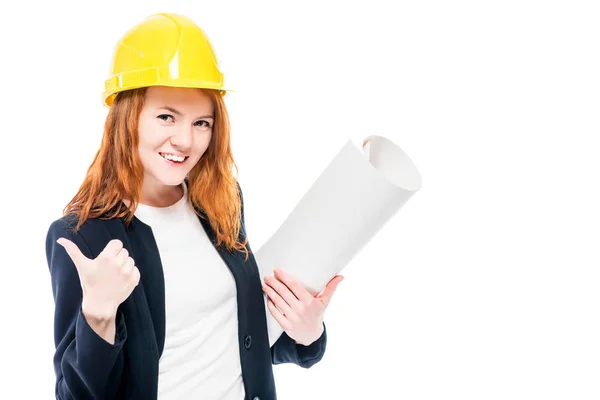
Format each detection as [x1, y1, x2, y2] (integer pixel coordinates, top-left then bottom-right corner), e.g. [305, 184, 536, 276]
[63, 87, 249, 261]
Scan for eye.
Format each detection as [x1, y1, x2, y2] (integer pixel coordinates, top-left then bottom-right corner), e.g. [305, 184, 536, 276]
[157, 114, 174, 122]
[195, 120, 212, 128]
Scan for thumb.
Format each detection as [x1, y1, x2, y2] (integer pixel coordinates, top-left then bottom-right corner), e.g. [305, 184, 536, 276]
[56, 237, 89, 269]
[317, 275, 344, 307]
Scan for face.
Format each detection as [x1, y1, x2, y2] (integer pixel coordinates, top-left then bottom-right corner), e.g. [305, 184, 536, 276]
[137, 86, 214, 191]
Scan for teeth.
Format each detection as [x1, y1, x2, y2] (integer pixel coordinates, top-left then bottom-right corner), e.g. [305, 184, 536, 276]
[161, 153, 185, 162]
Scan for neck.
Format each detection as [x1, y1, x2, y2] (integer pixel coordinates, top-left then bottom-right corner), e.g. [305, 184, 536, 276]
[140, 178, 185, 207]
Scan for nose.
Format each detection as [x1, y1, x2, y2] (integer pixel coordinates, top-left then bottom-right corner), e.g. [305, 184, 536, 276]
[169, 124, 193, 151]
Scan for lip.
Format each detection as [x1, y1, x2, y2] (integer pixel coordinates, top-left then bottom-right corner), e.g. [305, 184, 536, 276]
[158, 152, 189, 166]
[159, 152, 189, 158]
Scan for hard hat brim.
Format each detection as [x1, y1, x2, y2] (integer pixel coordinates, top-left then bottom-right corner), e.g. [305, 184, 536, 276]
[103, 79, 232, 107]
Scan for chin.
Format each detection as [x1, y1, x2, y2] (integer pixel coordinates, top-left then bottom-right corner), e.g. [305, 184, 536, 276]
[151, 171, 188, 187]
[162, 176, 187, 186]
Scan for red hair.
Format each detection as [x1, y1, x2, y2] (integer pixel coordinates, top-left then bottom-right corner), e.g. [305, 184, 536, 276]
[63, 87, 249, 261]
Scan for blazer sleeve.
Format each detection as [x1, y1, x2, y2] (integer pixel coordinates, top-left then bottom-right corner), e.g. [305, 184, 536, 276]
[235, 180, 328, 368]
[271, 322, 328, 368]
[46, 218, 127, 400]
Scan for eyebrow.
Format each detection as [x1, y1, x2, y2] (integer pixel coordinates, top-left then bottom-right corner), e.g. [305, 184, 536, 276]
[158, 106, 214, 119]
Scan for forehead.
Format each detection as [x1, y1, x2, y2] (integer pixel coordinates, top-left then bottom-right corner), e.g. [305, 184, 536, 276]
[144, 86, 213, 111]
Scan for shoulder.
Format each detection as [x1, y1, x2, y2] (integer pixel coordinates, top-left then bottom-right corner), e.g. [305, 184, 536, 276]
[46, 214, 124, 256]
[47, 214, 116, 235]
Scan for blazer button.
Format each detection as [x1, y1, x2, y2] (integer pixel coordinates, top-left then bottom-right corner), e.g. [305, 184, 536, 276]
[244, 335, 252, 349]
[252, 397, 260, 400]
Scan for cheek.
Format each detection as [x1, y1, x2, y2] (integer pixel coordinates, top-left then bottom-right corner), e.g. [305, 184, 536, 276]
[136, 131, 162, 168]
[193, 133, 212, 155]
[137, 125, 150, 150]
[137, 137, 155, 160]
[204, 131, 213, 147]
[137, 146, 157, 172]
[138, 126, 165, 152]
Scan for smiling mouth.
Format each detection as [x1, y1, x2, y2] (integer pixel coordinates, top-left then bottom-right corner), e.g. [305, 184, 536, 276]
[159, 152, 189, 164]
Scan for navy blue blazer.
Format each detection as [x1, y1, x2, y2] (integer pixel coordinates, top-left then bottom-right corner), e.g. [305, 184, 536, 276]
[45, 182, 327, 400]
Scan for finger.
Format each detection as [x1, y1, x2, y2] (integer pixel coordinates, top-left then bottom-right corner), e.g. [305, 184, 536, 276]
[262, 281, 293, 317]
[122, 264, 140, 297]
[100, 239, 124, 258]
[273, 269, 313, 303]
[56, 237, 89, 267]
[121, 257, 134, 275]
[264, 275, 298, 311]
[115, 248, 129, 267]
[267, 298, 292, 331]
[316, 275, 344, 307]
[130, 265, 141, 286]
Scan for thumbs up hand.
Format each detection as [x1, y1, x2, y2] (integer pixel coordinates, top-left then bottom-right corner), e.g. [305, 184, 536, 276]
[56, 238, 140, 319]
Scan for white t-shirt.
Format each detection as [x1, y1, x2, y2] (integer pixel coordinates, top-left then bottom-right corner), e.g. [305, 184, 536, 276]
[133, 180, 245, 400]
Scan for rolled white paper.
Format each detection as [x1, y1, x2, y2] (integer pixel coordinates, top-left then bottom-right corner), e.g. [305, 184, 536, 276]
[254, 135, 422, 347]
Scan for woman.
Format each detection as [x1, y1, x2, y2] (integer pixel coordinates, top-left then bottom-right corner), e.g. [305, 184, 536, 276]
[45, 12, 344, 400]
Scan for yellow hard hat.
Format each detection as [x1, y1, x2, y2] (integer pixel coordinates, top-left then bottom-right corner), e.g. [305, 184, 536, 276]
[102, 12, 229, 107]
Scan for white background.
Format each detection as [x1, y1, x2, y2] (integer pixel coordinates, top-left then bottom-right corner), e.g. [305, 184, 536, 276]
[0, 0, 598, 398]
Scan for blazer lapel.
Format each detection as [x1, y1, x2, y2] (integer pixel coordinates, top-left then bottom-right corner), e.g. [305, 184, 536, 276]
[124, 217, 166, 356]
[116, 217, 163, 399]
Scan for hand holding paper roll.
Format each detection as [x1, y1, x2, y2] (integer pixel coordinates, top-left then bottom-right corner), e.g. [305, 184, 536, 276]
[255, 135, 422, 346]
[261, 268, 344, 346]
